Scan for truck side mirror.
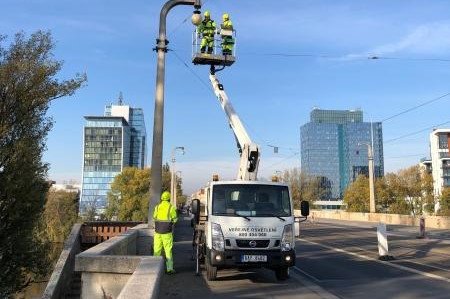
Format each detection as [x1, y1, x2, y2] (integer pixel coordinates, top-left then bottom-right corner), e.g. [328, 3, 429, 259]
[191, 199, 200, 215]
[191, 199, 201, 224]
[300, 201, 310, 217]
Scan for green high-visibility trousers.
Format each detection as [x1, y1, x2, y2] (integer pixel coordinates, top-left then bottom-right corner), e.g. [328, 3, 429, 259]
[154, 232, 174, 271]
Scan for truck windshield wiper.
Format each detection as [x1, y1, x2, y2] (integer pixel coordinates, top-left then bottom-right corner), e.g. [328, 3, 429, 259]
[234, 212, 251, 221]
[214, 212, 251, 221]
[257, 213, 286, 221]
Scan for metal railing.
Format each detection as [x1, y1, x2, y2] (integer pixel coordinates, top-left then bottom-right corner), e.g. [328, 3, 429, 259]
[192, 28, 237, 57]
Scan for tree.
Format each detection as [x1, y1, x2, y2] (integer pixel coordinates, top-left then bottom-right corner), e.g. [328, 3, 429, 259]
[438, 187, 450, 216]
[282, 168, 330, 209]
[106, 167, 151, 221]
[106, 164, 180, 221]
[0, 31, 86, 296]
[40, 189, 79, 243]
[343, 175, 370, 212]
[344, 165, 435, 215]
[396, 165, 433, 216]
[282, 168, 301, 207]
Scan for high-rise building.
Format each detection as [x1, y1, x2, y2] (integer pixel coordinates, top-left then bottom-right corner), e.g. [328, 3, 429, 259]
[429, 129, 450, 212]
[300, 108, 384, 208]
[79, 102, 147, 214]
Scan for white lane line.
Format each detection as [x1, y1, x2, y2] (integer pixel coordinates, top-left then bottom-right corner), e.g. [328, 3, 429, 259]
[391, 259, 450, 273]
[300, 238, 450, 284]
[293, 266, 321, 282]
[290, 268, 340, 299]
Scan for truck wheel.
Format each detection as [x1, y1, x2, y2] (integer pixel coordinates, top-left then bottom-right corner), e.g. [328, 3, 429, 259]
[275, 267, 289, 281]
[206, 258, 218, 281]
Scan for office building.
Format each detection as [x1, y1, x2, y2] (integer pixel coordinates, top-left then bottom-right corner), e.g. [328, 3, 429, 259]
[301, 108, 384, 208]
[79, 101, 147, 214]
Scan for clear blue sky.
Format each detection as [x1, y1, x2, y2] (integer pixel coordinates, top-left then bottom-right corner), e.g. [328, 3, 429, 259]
[3, 0, 450, 194]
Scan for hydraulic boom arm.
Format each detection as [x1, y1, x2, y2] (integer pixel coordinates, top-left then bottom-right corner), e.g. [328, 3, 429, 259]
[209, 73, 260, 181]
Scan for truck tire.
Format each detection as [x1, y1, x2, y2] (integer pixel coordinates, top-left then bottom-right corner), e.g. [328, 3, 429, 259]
[275, 266, 289, 281]
[206, 257, 218, 281]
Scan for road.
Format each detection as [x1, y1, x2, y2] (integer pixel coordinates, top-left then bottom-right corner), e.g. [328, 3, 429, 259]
[159, 216, 450, 299]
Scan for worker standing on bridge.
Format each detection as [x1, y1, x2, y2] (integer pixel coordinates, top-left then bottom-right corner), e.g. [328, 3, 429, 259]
[219, 13, 234, 55]
[198, 10, 216, 54]
[153, 191, 178, 274]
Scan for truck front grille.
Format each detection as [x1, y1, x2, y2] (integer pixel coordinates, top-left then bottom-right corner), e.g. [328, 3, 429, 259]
[236, 239, 270, 248]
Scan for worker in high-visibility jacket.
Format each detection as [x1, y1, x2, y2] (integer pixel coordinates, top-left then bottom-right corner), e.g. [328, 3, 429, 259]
[153, 191, 178, 274]
[197, 10, 216, 54]
[220, 13, 234, 55]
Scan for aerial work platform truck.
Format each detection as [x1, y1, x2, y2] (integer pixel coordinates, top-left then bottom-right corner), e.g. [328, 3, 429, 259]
[190, 14, 310, 281]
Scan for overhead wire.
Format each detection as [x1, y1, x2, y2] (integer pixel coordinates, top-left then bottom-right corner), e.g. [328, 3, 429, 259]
[259, 152, 300, 172]
[170, 50, 211, 92]
[381, 92, 450, 122]
[239, 51, 450, 62]
[385, 153, 427, 159]
[384, 119, 450, 144]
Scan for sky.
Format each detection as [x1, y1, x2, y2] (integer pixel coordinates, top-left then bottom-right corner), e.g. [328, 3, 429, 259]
[3, 0, 450, 195]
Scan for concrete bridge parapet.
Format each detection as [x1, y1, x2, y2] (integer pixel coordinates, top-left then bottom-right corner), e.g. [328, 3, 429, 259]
[75, 224, 163, 299]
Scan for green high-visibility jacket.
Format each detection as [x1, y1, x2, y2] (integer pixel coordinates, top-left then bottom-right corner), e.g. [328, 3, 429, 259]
[153, 201, 178, 234]
[198, 19, 216, 37]
[221, 20, 233, 31]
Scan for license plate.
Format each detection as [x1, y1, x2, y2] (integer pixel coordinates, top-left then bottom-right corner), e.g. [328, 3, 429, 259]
[241, 255, 267, 262]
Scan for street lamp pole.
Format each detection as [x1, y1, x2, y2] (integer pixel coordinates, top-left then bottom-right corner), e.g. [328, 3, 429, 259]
[367, 144, 376, 213]
[360, 142, 376, 213]
[175, 171, 182, 207]
[171, 146, 185, 206]
[149, 0, 202, 226]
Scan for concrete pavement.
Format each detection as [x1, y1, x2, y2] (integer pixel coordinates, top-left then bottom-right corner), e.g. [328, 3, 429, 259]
[296, 219, 450, 298]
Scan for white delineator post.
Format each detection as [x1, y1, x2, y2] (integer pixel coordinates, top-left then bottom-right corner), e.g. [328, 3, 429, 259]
[377, 222, 389, 258]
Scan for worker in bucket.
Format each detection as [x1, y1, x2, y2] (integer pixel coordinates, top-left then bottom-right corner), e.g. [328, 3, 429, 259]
[153, 191, 178, 274]
[198, 10, 216, 54]
[219, 13, 234, 55]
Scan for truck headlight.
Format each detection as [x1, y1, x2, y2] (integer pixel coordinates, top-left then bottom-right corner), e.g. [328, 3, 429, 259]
[281, 224, 293, 252]
[211, 222, 225, 251]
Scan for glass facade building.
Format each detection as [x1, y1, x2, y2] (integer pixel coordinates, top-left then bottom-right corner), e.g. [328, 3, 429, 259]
[80, 104, 147, 214]
[301, 109, 384, 203]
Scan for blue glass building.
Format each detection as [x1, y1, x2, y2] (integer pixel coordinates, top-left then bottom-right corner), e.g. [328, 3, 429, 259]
[80, 103, 147, 214]
[301, 109, 384, 205]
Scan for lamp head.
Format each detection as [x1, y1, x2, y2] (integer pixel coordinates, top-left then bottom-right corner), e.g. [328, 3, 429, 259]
[191, 10, 202, 26]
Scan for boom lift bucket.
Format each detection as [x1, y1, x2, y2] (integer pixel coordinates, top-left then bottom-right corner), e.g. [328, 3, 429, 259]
[192, 28, 236, 67]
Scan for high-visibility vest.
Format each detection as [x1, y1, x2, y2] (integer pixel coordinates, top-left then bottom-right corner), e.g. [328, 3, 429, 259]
[153, 201, 177, 234]
[199, 19, 216, 37]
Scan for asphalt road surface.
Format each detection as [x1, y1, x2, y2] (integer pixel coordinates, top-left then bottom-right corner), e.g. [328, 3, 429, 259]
[159, 216, 450, 299]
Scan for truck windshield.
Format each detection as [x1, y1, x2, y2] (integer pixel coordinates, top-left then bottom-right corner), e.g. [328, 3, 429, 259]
[212, 184, 291, 217]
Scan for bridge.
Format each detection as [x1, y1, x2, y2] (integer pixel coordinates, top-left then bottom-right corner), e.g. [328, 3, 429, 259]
[41, 212, 450, 299]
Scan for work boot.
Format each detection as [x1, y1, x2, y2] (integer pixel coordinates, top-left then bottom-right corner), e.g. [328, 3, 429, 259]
[166, 269, 176, 275]
[200, 47, 206, 54]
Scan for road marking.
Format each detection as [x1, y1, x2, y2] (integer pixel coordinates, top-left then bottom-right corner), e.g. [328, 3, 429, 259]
[290, 268, 340, 299]
[293, 266, 321, 282]
[391, 259, 450, 273]
[300, 238, 450, 284]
